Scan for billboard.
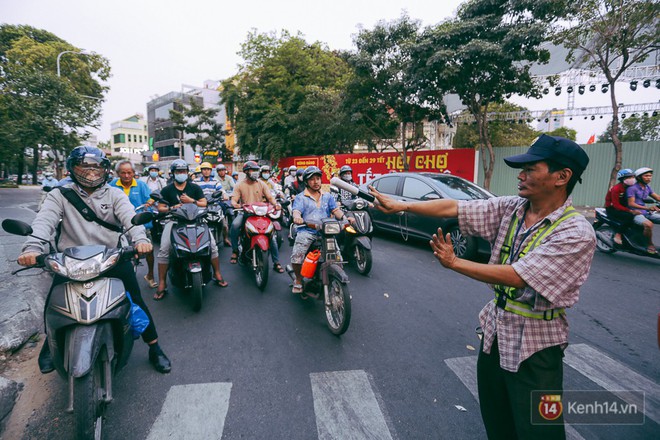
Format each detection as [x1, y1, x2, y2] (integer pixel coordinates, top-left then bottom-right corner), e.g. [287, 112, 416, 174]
[278, 149, 477, 185]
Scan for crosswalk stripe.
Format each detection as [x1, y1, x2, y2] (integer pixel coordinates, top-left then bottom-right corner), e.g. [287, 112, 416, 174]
[310, 370, 394, 440]
[146, 382, 232, 440]
[564, 343, 660, 424]
[444, 355, 584, 440]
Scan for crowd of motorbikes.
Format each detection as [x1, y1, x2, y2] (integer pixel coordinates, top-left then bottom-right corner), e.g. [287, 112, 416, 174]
[2, 182, 374, 439]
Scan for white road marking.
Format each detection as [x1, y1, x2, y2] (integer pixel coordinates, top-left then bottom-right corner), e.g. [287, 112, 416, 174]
[564, 343, 660, 424]
[310, 369, 394, 440]
[444, 355, 584, 440]
[146, 382, 232, 440]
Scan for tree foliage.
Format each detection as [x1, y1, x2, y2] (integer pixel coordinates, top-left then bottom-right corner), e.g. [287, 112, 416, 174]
[454, 102, 541, 148]
[555, 0, 660, 188]
[221, 30, 353, 161]
[170, 99, 229, 161]
[598, 114, 660, 142]
[0, 24, 109, 183]
[412, 0, 565, 189]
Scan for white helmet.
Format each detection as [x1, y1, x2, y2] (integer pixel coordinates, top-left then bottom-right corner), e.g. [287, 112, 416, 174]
[634, 167, 653, 178]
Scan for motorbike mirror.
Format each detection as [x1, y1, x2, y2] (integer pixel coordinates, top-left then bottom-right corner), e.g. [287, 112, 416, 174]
[211, 190, 224, 200]
[2, 219, 33, 236]
[132, 212, 156, 226]
[330, 185, 339, 193]
[43, 186, 53, 193]
[150, 190, 163, 201]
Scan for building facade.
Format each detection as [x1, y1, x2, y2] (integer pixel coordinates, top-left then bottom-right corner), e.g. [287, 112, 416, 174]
[110, 114, 149, 167]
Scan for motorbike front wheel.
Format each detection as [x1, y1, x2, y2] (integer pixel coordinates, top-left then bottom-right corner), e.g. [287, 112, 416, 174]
[594, 224, 617, 254]
[353, 245, 373, 276]
[191, 271, 204, 312]
[254, 248, 269, 290]
[73, 355, 107, 440]
[325, 273, 351, 335]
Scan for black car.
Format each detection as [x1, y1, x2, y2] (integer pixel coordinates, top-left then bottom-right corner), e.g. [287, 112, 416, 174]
[361, 172, 494, 260]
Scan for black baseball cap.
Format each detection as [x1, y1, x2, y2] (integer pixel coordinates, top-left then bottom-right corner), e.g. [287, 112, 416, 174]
[504, 134, 589, 179]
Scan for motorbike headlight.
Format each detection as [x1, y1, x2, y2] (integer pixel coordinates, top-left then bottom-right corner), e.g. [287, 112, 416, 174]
[63, 253, 104, 281]
[323, 221, 341, 235]
[253, 205, 269, 216]
[46, 256, 67, 276]
[100, 253, 121, 273]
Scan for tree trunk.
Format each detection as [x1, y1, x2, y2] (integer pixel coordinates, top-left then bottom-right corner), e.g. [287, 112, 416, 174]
[476, 111, 495, 190]
[32, 145, 39, 185]
[608, 81, 623, 190]
[401, 121, 409, 171]
[17, 154, 25, 185]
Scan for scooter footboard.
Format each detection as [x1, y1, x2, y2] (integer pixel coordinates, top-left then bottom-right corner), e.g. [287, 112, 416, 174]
[65, 322, 114, 378]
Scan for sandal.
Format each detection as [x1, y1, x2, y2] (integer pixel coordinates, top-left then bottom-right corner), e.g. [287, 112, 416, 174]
[144, 275, 158, 288]
[153, 289, 168, 301]
[213, 276, 229, 288]
[273, 263, 285, 273]
[230, 253, 238, 264]
[292, 283, 303, 294]
[647, 246, 658, 255]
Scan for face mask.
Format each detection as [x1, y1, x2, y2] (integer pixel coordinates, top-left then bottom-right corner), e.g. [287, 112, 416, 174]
[149, 171, 158, 178]
[261, 173, 271, 180]
[341, 173, 352, 182]
[249, 171, 260, 181]
[174, 173, 188, 183]
[623, 177, 636, 186]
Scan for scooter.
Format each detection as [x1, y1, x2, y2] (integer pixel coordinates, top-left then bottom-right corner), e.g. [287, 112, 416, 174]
[593, 201, 660, 260]
[2, 212, 154, 440]
[340, 198, 374, 275]
[151, 192, 213, 311]
[237, 202, 279, 290]
[205, 190, 226, 248]
[286, 218, 352, 335]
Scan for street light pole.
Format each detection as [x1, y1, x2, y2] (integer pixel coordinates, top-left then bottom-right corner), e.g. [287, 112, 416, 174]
[56, 49, 91, 77]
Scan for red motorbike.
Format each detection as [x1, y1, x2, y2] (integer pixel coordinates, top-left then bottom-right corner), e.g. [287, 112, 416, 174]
[238, 203, 280, 290]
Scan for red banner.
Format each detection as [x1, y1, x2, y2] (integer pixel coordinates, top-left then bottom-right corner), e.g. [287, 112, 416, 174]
[278, 149, 477, 185]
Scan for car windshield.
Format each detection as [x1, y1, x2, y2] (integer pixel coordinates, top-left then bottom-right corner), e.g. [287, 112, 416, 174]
[429, 176, 491, 200]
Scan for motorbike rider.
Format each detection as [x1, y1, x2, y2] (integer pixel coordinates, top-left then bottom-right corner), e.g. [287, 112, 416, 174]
[155, 159, 228, 300]
[216, 163, 236, 193]
[18, 146, 172, 374]
[290, 166, 353, 294]
[285, 168, 306, 199]
[626, 167, 660, 254]
[284, 165, 297, 187]
[194, 162, 224, 199]
[232, 171, 239, 184]
[337, 165, 359, 204]
[229, 161, 283, 272]
[215, 164, 235, 246]
[281, 167, 289, 185]
[111, 160, 158, 288]
[259, 165, 278, 190]
[41, 171, 59, 188]
[604, 168, 638, 246]
[140, 163, 167, 193]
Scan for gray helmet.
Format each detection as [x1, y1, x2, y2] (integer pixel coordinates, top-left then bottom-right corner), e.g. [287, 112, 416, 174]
[170, 159, 189, 174]
[216, 164, 227, 171]
[303, 166, 322, 185]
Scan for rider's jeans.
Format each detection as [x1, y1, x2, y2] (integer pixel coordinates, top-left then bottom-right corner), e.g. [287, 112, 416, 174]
[230, 212, 280, 264]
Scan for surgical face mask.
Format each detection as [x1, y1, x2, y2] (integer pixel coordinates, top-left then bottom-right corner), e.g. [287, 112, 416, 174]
[341, 173, 352, 182]
[174, 173, 188, 183]
[623, 177, 636, 186]
[261, 173, 271, 180]
[149, 171, 158, 178]
[249, 171, 260, 181]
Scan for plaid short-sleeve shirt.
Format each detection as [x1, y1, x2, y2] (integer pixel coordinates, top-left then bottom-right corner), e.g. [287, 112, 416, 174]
[458, 196, 596, 372]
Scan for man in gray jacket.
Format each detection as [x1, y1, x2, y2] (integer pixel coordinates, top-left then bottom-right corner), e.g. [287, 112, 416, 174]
[18, 146, 172, 374]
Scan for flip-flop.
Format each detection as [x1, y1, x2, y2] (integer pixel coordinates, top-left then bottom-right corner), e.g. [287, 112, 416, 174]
[273, 263, 285, 273]
[153, 289, 168, 301]
[292, 283, 303, 294]
[213, 277, 229, 288]
[144, 275, 158, 288]
[230, 253, 238, 264]
[647, 246, 658, 254]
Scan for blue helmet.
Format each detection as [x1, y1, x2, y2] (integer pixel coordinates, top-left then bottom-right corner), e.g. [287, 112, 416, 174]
[169, 159, 189, 174]
[616, 168, 634, 181]
[66, 146, 110, 189]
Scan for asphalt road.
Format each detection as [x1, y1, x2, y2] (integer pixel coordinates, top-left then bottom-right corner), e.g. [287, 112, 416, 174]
[1, 186, 659, 440]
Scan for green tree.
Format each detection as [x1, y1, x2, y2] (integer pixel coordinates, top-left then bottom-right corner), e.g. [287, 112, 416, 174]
[555, 0, 660, 188]
[546, 126, 577, 141]
[345, 14, 441, 168]
[598, 114, 660, 142]
[170, 100, 228, 162]
[412, 0, 565, 189]
[221, 30, 353, 161]
[454, 102, 541, 148]
[0, 25, 110, 183]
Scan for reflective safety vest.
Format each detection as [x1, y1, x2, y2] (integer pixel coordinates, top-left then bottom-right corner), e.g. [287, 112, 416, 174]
[493, 206, 581, 320]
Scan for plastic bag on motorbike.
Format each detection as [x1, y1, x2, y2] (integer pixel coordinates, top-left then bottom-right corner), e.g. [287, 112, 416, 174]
[126, 292, 150, 339]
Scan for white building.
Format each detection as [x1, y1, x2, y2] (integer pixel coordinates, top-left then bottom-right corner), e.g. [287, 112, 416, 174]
[110, 114, 149, 166]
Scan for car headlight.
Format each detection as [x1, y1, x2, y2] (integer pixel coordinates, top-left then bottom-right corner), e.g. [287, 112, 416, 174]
[323, 221, 341, 235]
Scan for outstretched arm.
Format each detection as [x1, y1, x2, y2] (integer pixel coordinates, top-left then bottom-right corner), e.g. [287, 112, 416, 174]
[369, 186, 459, 218]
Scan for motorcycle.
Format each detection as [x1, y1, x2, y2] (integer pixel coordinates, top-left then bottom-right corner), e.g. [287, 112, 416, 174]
[236, 203, 279, 290]
[2, 212, 154, 439]
[340, 198, 374, 275]
[205, 190, 226, 247]
[593, 200, 660, 260]
[286, 218, 352, 335]
[151, 192, 213, 311]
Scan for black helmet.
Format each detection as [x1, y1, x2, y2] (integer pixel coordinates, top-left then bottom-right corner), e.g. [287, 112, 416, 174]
[170, 159, 189, 174]
[303, 166, 323, 184]
[243, 161, 260, 173]
[339, 165, 352, 174]
[296, 168, 305, 178]
[66, 146, 110, 189]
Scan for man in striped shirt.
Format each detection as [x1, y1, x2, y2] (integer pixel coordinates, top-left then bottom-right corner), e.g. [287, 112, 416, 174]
[371, 135, 596, 439]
